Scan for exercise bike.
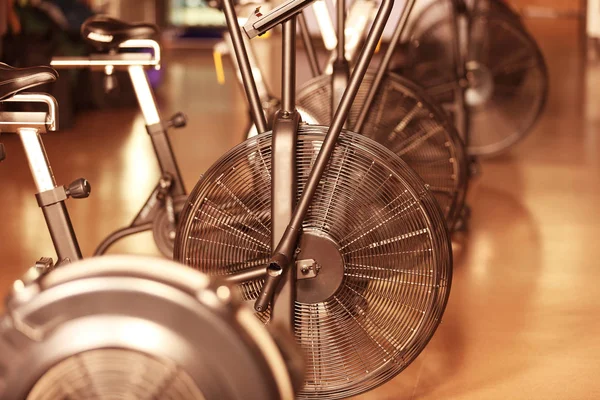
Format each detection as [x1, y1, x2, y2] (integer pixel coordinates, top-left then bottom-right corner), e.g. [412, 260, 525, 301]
[51, 16, 189, 257]
[0, 62, 304, 400]
[175, 0, 453, 397]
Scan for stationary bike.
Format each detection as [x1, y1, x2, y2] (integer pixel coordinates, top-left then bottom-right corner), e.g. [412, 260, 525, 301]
[0, 62, 304, 400]
[51, 16, 188, 257]
[175, 0, 453, 397]
[0, 63, 87, 269]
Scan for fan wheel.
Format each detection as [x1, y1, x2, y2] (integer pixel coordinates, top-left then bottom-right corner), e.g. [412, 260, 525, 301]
[174, 125, 452, 399]
[27, 349, 205, 400]
[0, 256, 301, 400]
[296, 72, 468, 230]
[399, 0, 548, 156]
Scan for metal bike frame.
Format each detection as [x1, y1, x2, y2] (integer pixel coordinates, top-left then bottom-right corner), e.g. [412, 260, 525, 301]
[330, 0, 350, 122]
[0, 94, 82, 264]
[221, 0, 396, 328]
[51, 39, 186, 255]
[216, 16, 278, 139]
[449, 0, 470, 144]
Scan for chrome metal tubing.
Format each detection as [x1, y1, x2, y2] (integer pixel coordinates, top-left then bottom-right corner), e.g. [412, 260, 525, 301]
[222, 0, 268, 133]
[282, 18, 297, 114]
[17, 128, 82, 262]
[18, 128, 56, 192]
[51, 39, 161, 69]
[4, 93, 58, 131]
[223, 32, 272, 104]
[223, 265, 268, 284]
[354, 0, 416, 132]
[450, 0, 470, 142]
[254, 111, 299, 319]
[298, 12, 321, 78]
[336, 0, 346, 63]
[243, 0, 314, 38]
[128, 66, 161, 125]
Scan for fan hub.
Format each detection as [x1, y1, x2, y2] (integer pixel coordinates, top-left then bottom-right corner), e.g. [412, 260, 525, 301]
[295, 231, 345, 304]
[465, 60, 494, 107]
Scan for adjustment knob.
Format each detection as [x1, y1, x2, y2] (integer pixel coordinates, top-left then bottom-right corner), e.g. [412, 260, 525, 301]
[167, 112, 187, 129]
[66, 178, 91, 199]
[0, 143, 5, 162]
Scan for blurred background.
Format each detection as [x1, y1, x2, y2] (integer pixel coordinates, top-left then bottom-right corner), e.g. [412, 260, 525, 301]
[0, 0, 599, 399]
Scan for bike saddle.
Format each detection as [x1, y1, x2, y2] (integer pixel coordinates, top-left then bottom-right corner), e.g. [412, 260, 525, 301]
[81, 15, 158, 51]
[0, 63, 58, 101]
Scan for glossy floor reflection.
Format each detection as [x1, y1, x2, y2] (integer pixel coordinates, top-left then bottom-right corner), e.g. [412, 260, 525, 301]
[0, 17, 599, 400]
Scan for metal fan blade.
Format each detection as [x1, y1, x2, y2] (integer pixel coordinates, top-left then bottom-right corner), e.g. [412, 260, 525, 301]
[296, 72, 468, 230]
[27, 349, 206, 400]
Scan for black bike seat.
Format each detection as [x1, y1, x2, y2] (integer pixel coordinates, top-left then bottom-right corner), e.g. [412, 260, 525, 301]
[0, 63, 58, 101]
[81, 15, 158, 50]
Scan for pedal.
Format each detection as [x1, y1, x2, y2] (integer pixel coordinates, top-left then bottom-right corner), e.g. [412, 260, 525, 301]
[66, 178, 92, 199]
[0, 143, 5, 162]
[167, 112, 187, 129]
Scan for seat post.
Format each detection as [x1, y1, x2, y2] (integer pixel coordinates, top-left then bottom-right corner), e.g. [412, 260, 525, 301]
[18, 127, 57, 191]
[128, 65, 185, 196]
[17, 126, 82, 264]
[5, 93, 83, 264]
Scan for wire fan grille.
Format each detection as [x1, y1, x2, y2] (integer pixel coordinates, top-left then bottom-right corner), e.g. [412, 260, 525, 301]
[175, 126, 452, 399]
[27, 349, 205, 399]
[296, 72, 468, 229]
[399, 0, 548, 156]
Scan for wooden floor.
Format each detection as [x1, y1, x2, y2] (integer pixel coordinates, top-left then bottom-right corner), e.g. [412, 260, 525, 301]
[0, 17, 598, 400]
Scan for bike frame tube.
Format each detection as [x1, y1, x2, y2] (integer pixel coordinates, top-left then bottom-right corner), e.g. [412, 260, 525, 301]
[298, 12, 321, 78]
[331, 0, 350, 122]
[450, 0, 470, 143]
[336, 0, 345, 64]
[129, 65, 161, 125]
[354, 0, 416, 132]
[17, 127, 82, 263]
[268, 18, 299, 328]
[51, 39, 161, 69]
[222, 0, 268, 134]
[281, 19, 297, 114]
[223, 30, 272, 105]
[128, 66, 186, 195]
[243, 0, 314, 38]
[18, 128, 56, 192]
